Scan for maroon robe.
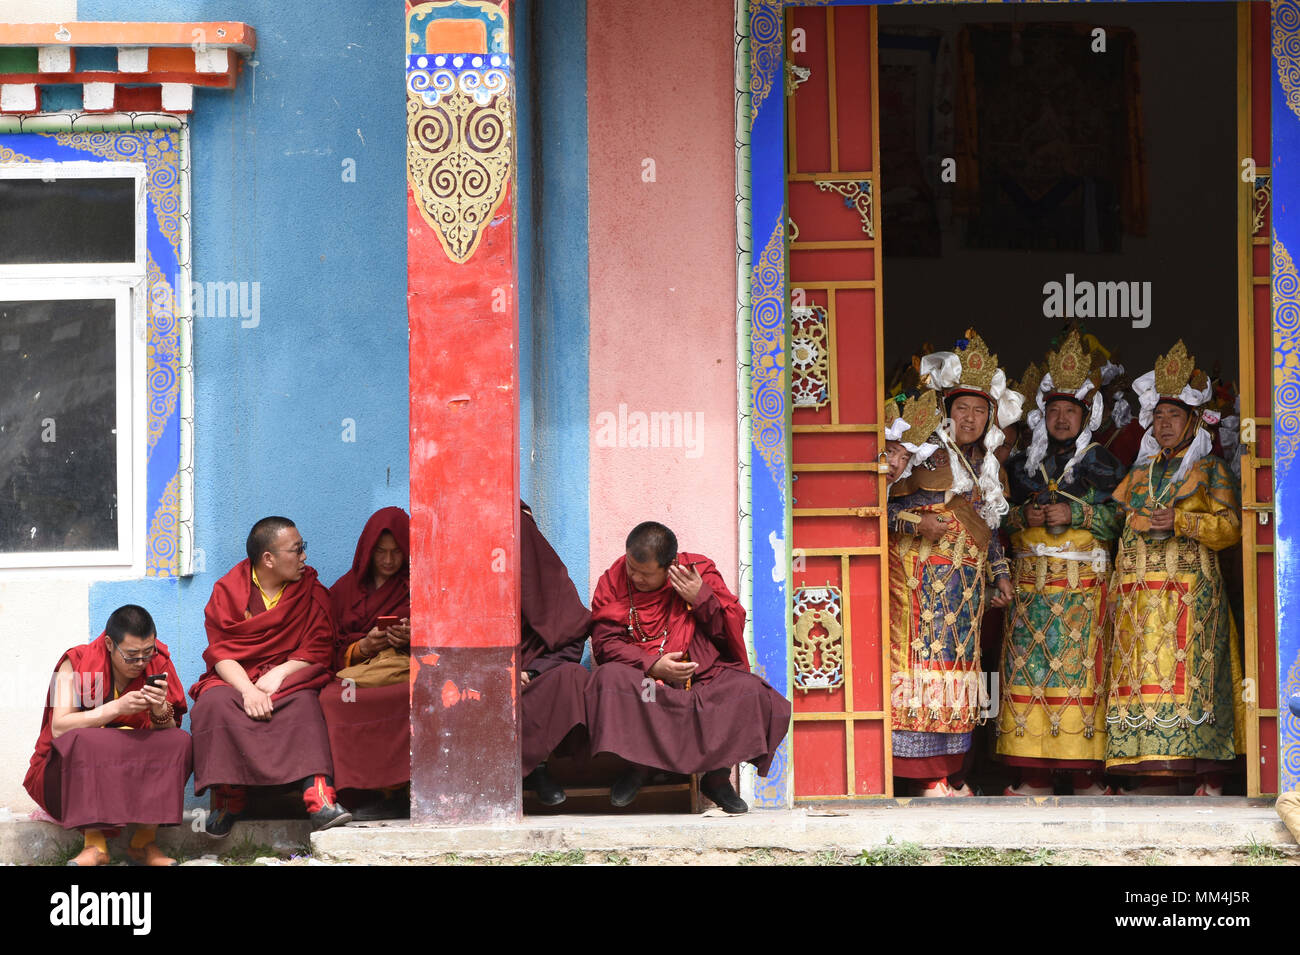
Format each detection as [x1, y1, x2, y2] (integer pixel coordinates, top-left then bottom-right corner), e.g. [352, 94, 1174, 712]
[1096, 419, 1145, 469]
[319, 507, 412, 793]
[519, 504, 592, 775]
[586, 553, 791, 776]
[188, 560, 335, 794]
[25, 637, 191, 829]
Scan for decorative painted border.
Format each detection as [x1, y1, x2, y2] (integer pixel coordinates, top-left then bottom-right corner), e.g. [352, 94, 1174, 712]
[746, 0, 794, 809]
[0, 117, 191, 576]
[0, 22, 254, 115]
[405, 2, 514, 265]
[1274, 0, 1300, 792]
[734, 0, 761, 804]
[744, 0, 1294, 801]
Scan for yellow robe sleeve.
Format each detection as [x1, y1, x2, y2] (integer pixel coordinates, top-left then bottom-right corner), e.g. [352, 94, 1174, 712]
[1172, 458, 1241, 551]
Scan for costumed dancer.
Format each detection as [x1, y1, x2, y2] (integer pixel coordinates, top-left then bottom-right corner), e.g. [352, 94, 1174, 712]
[1104, 341, 1245, 795]
[886, 329, 1022, 796]
[998, 332, 1125, 795]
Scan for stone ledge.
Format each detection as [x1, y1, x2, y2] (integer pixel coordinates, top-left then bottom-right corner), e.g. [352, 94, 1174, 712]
[3, 800, 1292, 864]
[0, 811, 310, 865]
[312, 802, 1296, 862]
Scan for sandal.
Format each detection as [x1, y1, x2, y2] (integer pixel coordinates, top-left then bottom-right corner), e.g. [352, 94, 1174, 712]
[67, 845, 110, 867]
[126, 842, 179, 866]
[1003, 783, 1054, 797]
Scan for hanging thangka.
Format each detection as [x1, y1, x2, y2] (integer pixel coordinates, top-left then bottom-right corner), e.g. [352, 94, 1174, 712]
[956, 23, 1148, 253]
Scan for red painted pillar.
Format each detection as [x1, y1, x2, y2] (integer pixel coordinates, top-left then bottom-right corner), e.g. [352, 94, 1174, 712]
[405, 0, 520, 823]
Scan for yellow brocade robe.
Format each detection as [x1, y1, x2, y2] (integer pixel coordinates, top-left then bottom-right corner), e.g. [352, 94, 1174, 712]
[1105, 453, 1246, 772]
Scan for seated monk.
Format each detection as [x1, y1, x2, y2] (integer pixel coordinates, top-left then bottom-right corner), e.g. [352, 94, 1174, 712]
[519, 502, 593, 806]
[188, 516, 351, 835]
[24, 605, 191, 867]
[319, 507, 413, 821]
[587, 521, 792, 814]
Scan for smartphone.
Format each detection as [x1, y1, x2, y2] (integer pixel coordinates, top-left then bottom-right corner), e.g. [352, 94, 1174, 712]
[376, 615, 401, 630]
[144, 673, 166, 688]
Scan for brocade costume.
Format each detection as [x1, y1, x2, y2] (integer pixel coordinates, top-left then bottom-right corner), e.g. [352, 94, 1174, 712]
[1104, 452, 1245, 773]
[887, 445, 1011, 776]
[998, 440, 1124, 767]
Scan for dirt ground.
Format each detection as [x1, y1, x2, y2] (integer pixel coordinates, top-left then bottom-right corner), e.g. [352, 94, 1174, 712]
[152, 841, 1300, 866]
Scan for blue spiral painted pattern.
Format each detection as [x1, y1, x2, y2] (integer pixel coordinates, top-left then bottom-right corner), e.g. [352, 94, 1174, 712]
[145, 475, 180, 577]
[1273, 241, 1300, 472]
[749, 1, 782, 125]
[750, 214, 787, 485]
[1276, 0, 1300, 121]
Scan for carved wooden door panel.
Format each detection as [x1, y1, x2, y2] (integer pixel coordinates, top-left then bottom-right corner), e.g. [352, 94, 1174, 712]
[1241, 0, 1279, 797]
[787, 4, 891, 799]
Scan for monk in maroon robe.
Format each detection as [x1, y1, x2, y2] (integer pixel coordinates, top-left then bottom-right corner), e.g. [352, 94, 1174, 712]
[25, 605, 191, 866]
[518, 502, 592, 806]
[319, 506, 412, 820]
[188, 516, 350, 835]
[587, 521, 791, 814]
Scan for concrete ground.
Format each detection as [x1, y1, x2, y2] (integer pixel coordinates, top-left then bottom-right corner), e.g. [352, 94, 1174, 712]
[3, 797, 1298, 865]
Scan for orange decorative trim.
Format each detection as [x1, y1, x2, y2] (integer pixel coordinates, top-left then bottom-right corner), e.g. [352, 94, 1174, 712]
[0, 22, 256, 55]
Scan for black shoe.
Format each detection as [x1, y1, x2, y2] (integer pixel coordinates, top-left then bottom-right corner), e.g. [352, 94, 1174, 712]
[309, 802, 353, 832]
[701, 775, 749, 814]
[524, 764, 567, 807]
[350, 791, 410, 822]
[204, 807, 240, 838]
[610, 768, 647, 808]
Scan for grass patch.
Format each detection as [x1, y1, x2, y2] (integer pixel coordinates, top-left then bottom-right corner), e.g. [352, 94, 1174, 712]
[939, 846, 1059, 866]
[603, 853, 631, 866]
[520, 849, 585, 866]
[41, 841, 84, 866]
[1236, 836, 1287, 866]
[739, 848, 777, 866]
[806, 848, 850, 866]
[853, 837, 928, 866]
[219, 837, 278, 866]
[940, 846, 1002, 866]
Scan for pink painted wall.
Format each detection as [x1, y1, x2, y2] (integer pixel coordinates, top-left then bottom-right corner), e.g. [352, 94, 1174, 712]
[586, 0, 739, 590]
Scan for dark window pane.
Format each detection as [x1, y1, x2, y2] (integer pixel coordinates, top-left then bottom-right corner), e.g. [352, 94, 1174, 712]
[0, 178, 135, 265]
[0, 299, 118, 553]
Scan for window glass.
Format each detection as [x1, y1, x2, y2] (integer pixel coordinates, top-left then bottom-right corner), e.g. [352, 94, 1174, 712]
[0, 298, 118, 553]
[0, 178, 135, 265]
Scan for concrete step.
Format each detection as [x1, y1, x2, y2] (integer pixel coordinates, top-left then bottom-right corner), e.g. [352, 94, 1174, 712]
[0, 810, 310, 865]
[4, 799, 1293, 864]
[311, 799, 1296, 862]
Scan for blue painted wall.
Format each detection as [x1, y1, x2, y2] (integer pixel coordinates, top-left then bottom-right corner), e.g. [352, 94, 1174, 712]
[81, 1, 410, 726]
[516, 0, 591, 599]
[1271, 0, 1300, 793]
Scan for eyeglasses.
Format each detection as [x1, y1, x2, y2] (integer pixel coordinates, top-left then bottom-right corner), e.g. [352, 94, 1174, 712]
[278, 541, 307, 556]
[113, 643, 156, 665]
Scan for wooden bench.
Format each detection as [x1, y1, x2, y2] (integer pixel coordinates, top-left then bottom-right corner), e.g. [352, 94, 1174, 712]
[522, 752, 705, 814]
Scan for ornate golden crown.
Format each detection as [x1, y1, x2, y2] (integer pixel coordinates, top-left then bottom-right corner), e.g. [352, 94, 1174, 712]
[886, 389, 943, 446]
[954, 328, 997, 395]
[1046, 331, 1093, 395]
[1153, 340, 1203, 398]
[1014, 360, 1045, 402]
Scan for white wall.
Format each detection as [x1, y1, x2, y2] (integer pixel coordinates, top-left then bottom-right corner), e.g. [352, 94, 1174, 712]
[0, 1, 77, 21]
[0, 579, 89, 811]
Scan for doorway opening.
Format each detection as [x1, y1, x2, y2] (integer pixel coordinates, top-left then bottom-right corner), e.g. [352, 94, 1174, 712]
[879, 1, 1246, 797]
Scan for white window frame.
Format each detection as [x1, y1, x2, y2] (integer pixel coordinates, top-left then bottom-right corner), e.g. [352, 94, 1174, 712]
[0, 162, 147, 572]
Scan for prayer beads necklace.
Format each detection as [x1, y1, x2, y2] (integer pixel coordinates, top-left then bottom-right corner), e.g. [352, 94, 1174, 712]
[627, 588, 669, 644]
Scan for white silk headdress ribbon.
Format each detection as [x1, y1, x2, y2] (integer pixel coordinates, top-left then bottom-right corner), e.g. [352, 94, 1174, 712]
[1131, 370, 1214, 483]
[1024, 373, 1103, 486]
[919, 352, 961, 391]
